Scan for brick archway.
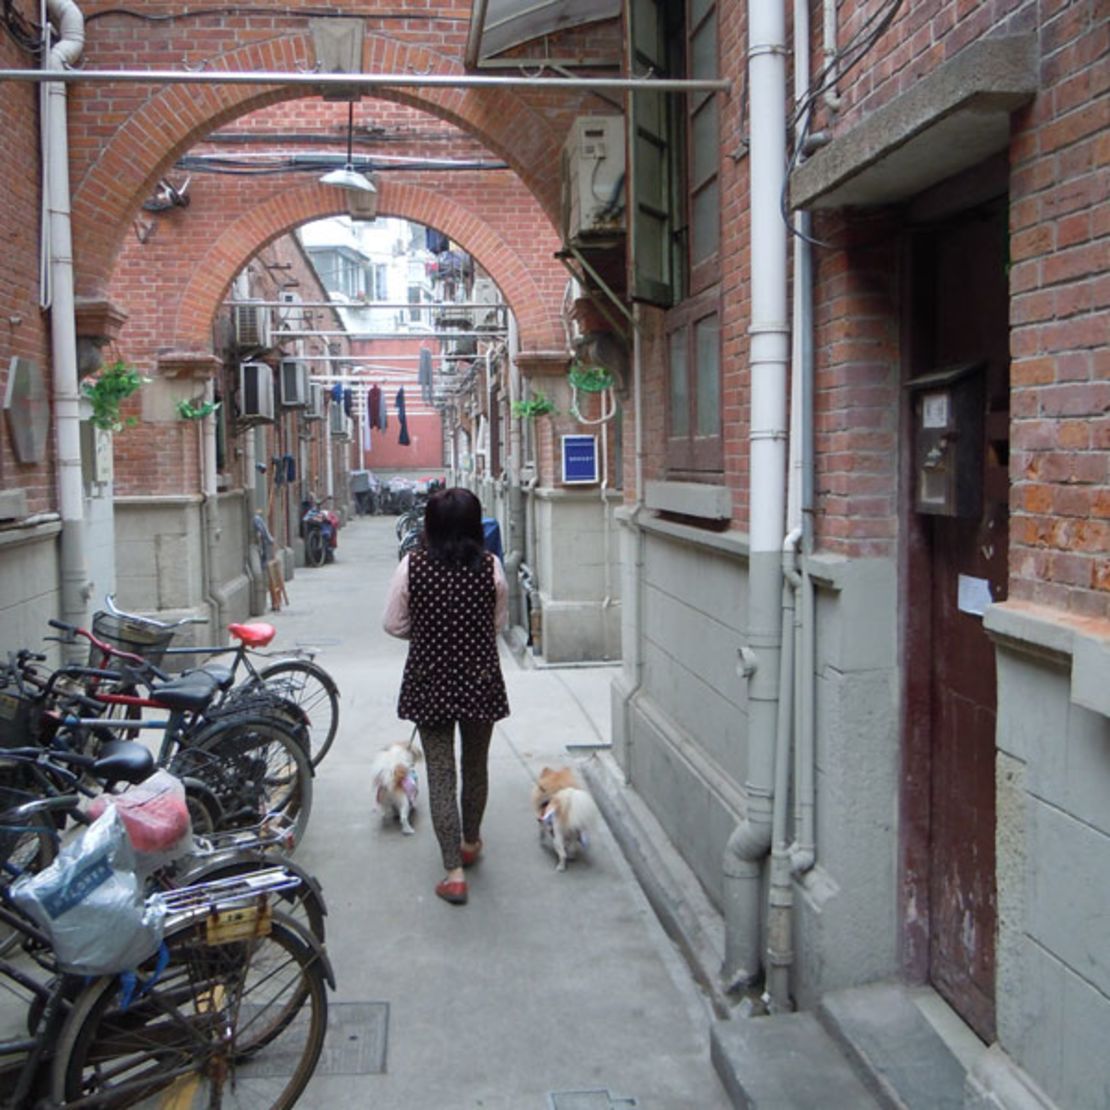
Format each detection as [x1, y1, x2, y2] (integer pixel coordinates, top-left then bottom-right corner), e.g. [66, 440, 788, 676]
[71, 29, 566, 300]
[171, 179, 564, 354]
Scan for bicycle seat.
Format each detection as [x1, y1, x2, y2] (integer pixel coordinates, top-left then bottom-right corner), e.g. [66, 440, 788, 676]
[200, 662, 235, 689]
[92, 740, 155, 785]
[228, 622, 276, 648]
[148, 669, 220, 711]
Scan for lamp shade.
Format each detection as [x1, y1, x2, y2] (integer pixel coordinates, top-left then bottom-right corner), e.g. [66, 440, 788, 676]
[319, 165, 377, 193]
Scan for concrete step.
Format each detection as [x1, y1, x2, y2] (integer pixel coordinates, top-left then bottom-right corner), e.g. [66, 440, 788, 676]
[711, 1011, 883, 1108]
[817, 982, 969, 1109]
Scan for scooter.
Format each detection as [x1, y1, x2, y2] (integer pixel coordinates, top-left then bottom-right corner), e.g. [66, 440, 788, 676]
[301, 495, 340, 567]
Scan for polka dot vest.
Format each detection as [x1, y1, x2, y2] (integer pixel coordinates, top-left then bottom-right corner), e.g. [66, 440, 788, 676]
[397, 550, 510, 725]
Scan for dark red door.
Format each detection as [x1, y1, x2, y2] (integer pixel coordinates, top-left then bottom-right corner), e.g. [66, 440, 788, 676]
[912, 202, 1009, 1041]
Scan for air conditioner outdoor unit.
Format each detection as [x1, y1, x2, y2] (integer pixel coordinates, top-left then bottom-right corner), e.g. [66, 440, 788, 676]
[277, 292, 302, 331]
[279, 359, 310, 407]
[304, 382, 325, 421]
[560, 116, 626, 245]
[328, 401, 349, 438]
[233, 303, 273, 350]
[238, 361, 275, 425]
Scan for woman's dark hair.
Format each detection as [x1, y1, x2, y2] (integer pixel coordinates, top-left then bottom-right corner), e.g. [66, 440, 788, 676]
[422, 487, 485, 570]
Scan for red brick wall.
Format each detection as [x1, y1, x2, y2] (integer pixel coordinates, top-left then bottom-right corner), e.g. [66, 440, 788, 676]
[66, 11, 615, 302]
[0, 26, 55, 513]
[805, 0, 1108, 614]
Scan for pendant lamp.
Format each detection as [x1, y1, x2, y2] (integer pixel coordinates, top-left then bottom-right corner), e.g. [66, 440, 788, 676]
[320, 102, 376, 193]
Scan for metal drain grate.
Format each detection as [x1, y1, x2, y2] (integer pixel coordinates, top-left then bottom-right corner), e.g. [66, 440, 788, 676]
[234, 1001, 389, 1078]
[548, 1091, 637, 1110]
[317, 1001, 390, 1075]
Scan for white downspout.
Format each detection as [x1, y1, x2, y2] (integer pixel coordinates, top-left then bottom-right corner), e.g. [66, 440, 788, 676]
[765, 0, 817, 1013]
[822, 0, 843, 112]
[723, 0, 790, 989]
[42, 0, 89, 657]
[200, 379, 224, 630]
[505, 315, 526, 629]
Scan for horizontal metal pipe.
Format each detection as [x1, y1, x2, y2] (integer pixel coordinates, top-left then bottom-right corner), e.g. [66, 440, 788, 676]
[277, 329, 506, 339]
[230, 301, 507, 310]
[270, 353, 477, 362]
[0, 68, 730, 92]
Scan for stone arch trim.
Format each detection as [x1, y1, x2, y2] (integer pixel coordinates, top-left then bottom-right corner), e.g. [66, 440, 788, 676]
[71, 30, 563, 296]
[172, 180, 565, 353]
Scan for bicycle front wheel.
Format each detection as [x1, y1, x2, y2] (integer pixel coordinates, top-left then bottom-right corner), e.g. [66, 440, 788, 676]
[171, 715, 313, 847]
[51, 914, 329, 1109]
[255, 659, 340, 767]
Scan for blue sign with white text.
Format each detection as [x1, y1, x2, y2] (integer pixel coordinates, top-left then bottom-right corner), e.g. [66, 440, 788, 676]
[562, 435, 599, 484]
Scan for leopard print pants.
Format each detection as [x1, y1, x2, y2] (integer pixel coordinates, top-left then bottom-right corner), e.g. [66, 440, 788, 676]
[417, 720, 494, 870]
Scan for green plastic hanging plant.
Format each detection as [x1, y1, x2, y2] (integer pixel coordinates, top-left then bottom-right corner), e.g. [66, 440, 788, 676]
[81, 359, 149, 432]
[175, 398, 221, 421]
[567, 361, 614, 394]
[511, 391, 557, 419]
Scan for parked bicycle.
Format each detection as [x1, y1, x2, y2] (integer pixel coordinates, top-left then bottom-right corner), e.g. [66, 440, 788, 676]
[4, 639, 315, 847]
[89, 595, 341, 768]
[0, 779, 332, 1109]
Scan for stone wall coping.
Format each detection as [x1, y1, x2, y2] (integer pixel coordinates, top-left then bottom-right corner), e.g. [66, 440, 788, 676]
[790, 34, 1038, 209]
[533, 485, 623, 504]
[985, 599, 1110, 719]
[0, 518, 62, 551]
[114, 495, 205, 508]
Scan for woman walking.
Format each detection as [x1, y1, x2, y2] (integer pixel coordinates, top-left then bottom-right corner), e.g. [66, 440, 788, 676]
[382, 487, 509, 905]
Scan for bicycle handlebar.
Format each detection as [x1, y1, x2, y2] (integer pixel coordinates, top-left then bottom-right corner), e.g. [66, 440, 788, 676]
[103, 594, 208, 628]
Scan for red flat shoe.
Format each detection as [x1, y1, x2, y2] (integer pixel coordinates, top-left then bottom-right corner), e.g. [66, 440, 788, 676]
[460, 840, 483, 868]
[435, 879, 468, 905]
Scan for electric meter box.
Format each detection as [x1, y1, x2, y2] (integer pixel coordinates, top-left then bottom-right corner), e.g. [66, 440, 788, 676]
[908, 363, 984, 518]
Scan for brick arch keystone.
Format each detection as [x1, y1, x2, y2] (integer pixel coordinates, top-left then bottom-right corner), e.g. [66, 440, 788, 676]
[173, 180, 564, 354]
[72, 30, 563, 298]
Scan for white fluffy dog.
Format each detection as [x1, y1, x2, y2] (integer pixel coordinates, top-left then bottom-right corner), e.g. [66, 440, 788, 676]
[531, 765, 600, 871]
[370, 735, 422, 835]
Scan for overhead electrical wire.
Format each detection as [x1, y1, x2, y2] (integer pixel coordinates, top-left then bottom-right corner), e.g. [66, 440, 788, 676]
[781, 0, 906, 249]
[85, 7, 469, 25]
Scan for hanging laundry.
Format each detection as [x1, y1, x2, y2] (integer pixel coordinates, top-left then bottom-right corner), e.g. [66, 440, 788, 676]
[368, 384, 382, 426]
[396, 386, 410, 446]
[362, 411, 372, 452]
[418, 347, 434, 404]
[343, 387, 353, 417]
[425, 228, 450, 254]
[331, 383, 343, 402]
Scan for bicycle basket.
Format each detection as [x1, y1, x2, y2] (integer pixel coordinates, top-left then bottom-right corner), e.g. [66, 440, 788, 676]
[90, 611, 176, 666]
[0, 688, 45, 750]
[0, 781, 43, 873]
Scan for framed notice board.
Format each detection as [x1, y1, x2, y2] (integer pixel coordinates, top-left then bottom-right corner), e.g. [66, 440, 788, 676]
[561, 435, 599, 484]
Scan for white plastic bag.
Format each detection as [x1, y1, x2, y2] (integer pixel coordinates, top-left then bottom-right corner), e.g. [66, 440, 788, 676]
[11, 807, 165, 975]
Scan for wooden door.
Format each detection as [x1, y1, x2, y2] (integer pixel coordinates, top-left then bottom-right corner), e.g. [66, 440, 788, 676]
[911, 202, 1009, 1041]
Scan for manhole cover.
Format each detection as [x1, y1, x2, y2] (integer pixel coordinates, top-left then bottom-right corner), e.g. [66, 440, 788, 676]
[548, 1092, 637, 1110]
[238, 1001, 388, 1078]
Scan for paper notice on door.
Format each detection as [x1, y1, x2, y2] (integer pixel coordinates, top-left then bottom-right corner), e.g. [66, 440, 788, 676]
[957, 574, 993, 617]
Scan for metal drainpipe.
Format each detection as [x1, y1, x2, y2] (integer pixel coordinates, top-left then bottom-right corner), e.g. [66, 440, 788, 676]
[723, 0, 789, 990]
[767, 529, 801, 1011]
[200, 379, 224, 631]
[765, 0, 819, 1012]
[504, 317, 525, 628]
[42, 0, 88, 658]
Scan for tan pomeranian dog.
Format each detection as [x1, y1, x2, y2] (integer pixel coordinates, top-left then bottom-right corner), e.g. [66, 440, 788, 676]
[370, 735, 422, 835]
[531, 766, 600, 871]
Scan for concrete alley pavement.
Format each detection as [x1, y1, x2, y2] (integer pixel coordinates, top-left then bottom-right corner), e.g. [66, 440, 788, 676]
[271, 514, 731, 1109]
